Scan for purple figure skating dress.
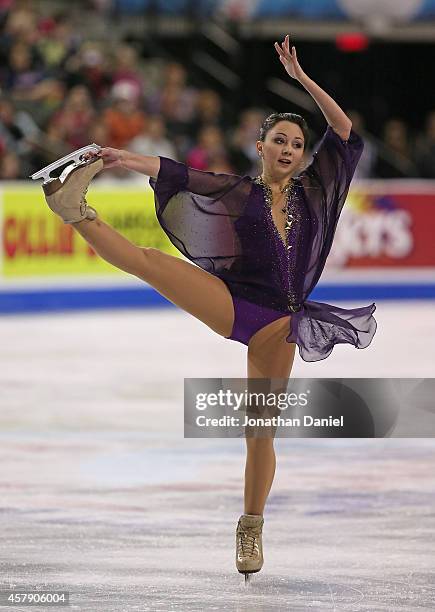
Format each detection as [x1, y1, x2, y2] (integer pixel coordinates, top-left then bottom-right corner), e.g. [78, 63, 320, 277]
[149, 126, 377, 362]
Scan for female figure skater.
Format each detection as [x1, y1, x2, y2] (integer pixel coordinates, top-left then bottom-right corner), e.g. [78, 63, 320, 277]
[38, 36, 376, 580]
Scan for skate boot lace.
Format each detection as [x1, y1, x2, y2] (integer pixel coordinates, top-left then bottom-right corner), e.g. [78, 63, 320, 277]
[78, 157, 98, 210]
[79, 186, 89, 215]
[238, 525, 260, 559]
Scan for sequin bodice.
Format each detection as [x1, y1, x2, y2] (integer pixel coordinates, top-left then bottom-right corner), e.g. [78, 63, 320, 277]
[253, 175, 296, 245]
[253, 176, 311, 313]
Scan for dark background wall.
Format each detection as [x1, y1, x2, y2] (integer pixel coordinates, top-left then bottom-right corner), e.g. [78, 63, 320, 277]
[139, 32, 435, 136]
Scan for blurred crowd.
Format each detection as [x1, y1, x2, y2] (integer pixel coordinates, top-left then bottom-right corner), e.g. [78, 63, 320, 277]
[1, 1, 435, 181]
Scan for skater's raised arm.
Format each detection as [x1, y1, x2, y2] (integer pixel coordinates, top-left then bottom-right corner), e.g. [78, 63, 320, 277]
[275, 34, 352, 141]
[94, 147, 161, 178]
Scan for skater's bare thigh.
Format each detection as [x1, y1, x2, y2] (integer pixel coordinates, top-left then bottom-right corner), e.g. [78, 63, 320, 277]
[247, 315, 296, 379]
[139, 247, 234, 338]
[244, 317, 296, 442]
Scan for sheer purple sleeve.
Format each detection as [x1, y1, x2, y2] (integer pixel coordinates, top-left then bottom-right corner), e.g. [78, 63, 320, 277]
[296, 125, 363, 291]
[149, 157, 252, 274]
[300, 125, 363, 202]
[286, 127, 376, 362]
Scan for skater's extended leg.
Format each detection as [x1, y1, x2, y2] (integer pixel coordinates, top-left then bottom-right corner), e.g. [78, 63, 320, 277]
[38, 155, 235, 337]
[244, 316, 296, 515]
[74, 217, 235, 338]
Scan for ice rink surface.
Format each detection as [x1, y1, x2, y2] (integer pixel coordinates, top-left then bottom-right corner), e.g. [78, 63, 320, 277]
[1, 300, 435, 611]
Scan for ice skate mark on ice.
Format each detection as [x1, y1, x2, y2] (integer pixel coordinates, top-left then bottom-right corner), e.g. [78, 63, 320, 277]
[326, 581, 337, 611]
[323, 581, 365, 609]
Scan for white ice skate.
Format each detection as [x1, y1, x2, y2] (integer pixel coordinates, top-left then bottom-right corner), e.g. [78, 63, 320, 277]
[236, 514, 264, 583]
[30, 144, 102, 185]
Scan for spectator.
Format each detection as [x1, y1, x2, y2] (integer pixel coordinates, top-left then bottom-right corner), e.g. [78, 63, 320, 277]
[190, 88, 225, 134]
[0, 150, 20, 179]
[28, 122, 70, 172]
[186, 125, 229, 171]
[2, 2, 39, 47]
[0, 0, 14, 20]
[374, 118, 418, 179]
[3, 41, 45, 96]
[229, 107, 265, 175]
[64, 41, 112, 101]
[89, 119, 110, 148]
[23, 78, 66, 127]
[147, 62, 197, 154]
[207, 154, 234, 174]
[37, 12, 78, 70]
[130, 115, 177, 160]
[111, 44, 143, 101]
[103, 81, 147, 148]
[48, 84, 95, 150]
[414, 111, 435, 179]
[346, 110, 377, 179]
[0, 96, 26, 154]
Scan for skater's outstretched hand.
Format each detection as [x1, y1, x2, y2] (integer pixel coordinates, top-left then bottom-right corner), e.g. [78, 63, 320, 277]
[83, 147, 124, 170]
[84, 146, 160, 177]
[274, 34, 306, 81]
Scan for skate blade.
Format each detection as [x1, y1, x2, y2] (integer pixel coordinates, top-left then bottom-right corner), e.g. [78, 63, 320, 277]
[238, 568, 261, 583]
[42, 158, 102, 197]
[30, 144, 102, 184]
[243, 571, 260, 584]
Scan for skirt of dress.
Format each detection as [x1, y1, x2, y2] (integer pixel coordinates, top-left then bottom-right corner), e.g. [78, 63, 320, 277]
[287, 300, 377, 362]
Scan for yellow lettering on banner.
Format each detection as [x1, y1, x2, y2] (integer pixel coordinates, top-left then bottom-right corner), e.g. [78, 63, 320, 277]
[1, 188, 180, 277]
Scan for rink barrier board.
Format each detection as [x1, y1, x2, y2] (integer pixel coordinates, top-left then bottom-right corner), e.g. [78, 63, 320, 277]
[1, 180, 435, 313]
[0, 186, 180, 277]
[0, 283, 434, 315]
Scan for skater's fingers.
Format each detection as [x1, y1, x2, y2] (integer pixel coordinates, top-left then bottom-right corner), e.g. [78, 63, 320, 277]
[83, 151, 100, 162]
[100, 147, 118, 158]
[274, 42, 285, 57]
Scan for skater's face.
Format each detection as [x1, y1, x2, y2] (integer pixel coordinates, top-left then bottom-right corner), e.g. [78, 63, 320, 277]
[257, 121, 305, 179]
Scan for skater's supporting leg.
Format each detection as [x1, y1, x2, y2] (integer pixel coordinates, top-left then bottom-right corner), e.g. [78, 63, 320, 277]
[247, 315, 295, 379]
[244, 317, 296, 515]
[73, 217, 235, 338]
[244, 438, 276, 515]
